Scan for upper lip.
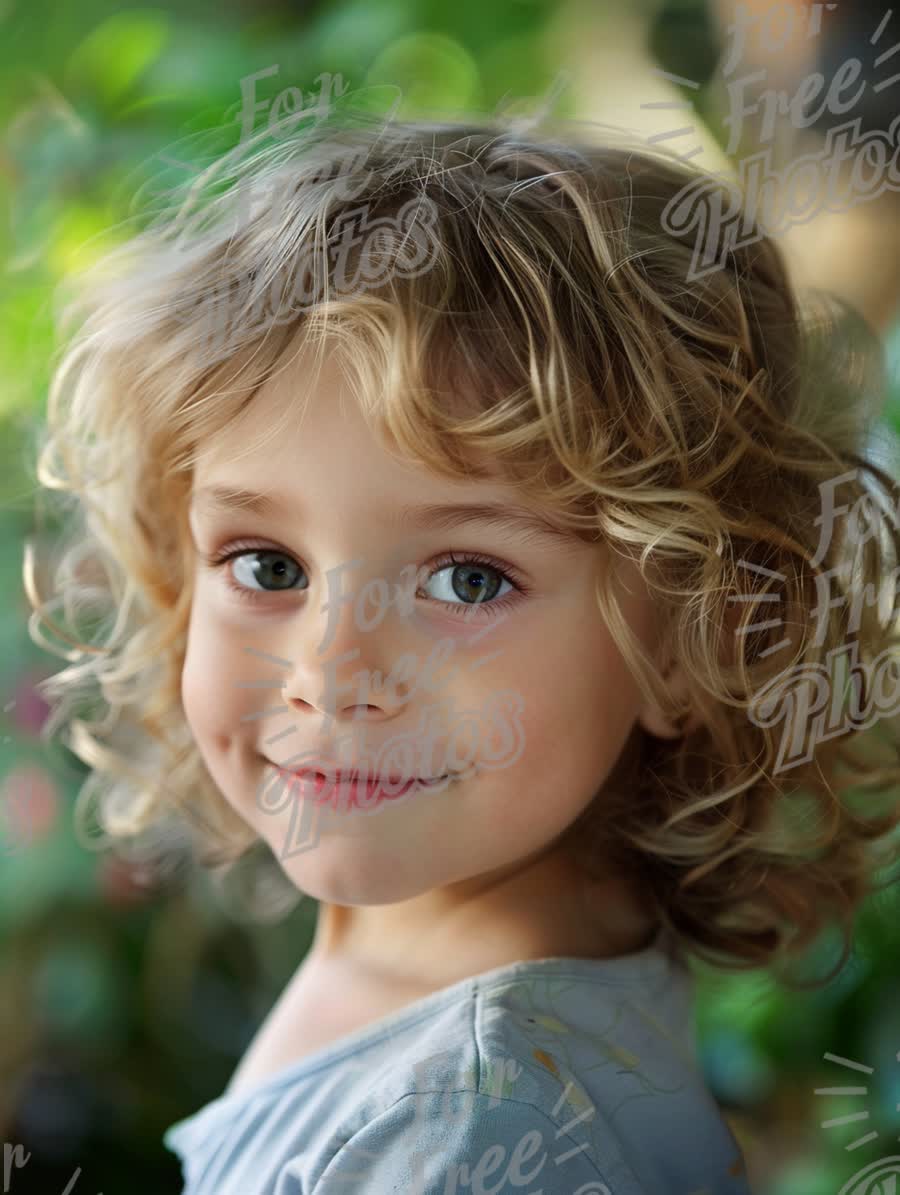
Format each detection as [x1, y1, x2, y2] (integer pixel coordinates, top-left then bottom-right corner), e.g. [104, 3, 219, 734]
[271, 760, 445, 783]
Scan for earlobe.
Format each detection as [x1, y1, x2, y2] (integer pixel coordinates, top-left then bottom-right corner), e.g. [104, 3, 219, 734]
[637, 658, 703, 739]
[637, 703, 683, 740]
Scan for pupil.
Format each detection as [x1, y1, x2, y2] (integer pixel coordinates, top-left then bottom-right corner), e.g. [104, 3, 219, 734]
[452, 564, 499, 604]
[253, 552, 300, 590]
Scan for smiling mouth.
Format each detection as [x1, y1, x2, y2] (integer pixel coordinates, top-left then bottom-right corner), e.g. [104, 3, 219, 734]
[271, 763, 453, 795]
[270, 764, 451, 810]
[277, 765, 447, 786]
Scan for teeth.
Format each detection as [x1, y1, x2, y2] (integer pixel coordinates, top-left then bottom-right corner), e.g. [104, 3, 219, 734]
[282, 767, 451, 787]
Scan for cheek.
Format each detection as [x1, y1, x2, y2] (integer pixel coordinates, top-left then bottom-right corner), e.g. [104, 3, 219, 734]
[180, 601, 241, 748]
[495, 625, 640, 729]
[180, 648, 209, 742]
[500, 634, 642, 794]
[180, 628, 254, 818]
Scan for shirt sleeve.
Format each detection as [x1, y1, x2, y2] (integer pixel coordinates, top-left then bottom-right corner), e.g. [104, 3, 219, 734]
[306, 1089, 628, 1195]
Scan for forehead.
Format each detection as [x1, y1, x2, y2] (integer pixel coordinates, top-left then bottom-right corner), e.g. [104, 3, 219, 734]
[193, 330, 513, 497]
[195, 341, 356, 464]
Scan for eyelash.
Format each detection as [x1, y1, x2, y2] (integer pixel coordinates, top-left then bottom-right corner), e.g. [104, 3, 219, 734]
[200, 540, 531, 616]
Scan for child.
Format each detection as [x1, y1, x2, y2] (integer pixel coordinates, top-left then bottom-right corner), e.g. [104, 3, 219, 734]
[25, 105, 900, 1195]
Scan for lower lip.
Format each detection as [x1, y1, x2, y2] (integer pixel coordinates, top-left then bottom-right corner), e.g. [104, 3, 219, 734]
[274, 768, 446, 812]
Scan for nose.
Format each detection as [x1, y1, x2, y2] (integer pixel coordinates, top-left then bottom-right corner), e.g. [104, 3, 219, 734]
[281, 665, 409, 723]
[278, 585, 413, 729]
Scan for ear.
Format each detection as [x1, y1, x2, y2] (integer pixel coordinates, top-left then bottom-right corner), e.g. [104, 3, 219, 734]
[637, 653, 704, 740]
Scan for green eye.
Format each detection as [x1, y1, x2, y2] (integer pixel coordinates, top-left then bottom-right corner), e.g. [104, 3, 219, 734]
[419, 556, 514, 606]
[206, 543, 529, 615]
[231, 549, 308, 593]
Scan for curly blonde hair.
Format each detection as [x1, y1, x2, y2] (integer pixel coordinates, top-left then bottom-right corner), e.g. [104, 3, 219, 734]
[24, 109, 900, 983]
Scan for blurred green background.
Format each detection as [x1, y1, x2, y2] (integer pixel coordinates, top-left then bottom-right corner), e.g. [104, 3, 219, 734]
[1, 1, 899, 1192]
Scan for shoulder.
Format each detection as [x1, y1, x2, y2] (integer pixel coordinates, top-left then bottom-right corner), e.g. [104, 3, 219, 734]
[308, 1089, 626, 1195]
[275, 954, 749, 1194]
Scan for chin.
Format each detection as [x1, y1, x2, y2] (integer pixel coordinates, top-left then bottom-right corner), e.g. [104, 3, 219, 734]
[267, 834, 435, 906]
[279, 866, 430, 907]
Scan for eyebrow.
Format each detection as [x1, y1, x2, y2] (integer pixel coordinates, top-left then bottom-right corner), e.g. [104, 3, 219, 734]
[189, 484, 580, 547]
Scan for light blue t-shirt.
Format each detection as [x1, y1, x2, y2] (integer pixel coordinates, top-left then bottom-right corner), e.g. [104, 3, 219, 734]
[163, 924, 753, 1194]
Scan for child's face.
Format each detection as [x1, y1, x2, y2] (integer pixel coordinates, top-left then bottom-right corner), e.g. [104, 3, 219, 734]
[181, 332, 671, 906]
